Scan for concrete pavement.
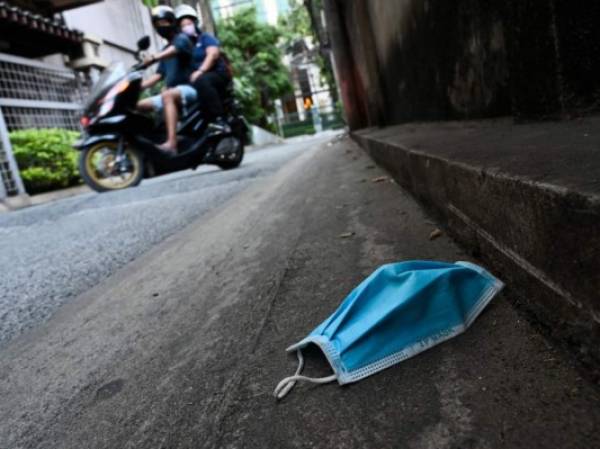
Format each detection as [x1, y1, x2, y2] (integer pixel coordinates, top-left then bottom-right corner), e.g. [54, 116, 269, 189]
[0, 135, 599, 448]
[0, 136, 335, 349]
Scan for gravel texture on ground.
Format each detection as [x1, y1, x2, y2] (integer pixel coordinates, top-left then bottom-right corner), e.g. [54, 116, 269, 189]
[0, 134, 335, 347]
[1, 134, 598, 449]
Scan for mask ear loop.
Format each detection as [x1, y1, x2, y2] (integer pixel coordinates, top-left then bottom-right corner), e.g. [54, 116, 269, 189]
[274, 349, 337, 400]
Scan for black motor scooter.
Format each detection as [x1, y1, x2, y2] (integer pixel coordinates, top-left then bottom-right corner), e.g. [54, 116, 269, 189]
[74, 36, 249, 192]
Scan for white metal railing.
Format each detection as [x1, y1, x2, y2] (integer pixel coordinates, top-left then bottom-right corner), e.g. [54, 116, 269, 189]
[0, 52, 89, 199]
[0, 109, 25, 197]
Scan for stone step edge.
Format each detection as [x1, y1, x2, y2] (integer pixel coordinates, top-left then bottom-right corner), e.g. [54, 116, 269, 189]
[352, 131, 600, 381]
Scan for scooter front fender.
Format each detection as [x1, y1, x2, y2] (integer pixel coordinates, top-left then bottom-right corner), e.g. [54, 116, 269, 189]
[73, 133, 120, 151]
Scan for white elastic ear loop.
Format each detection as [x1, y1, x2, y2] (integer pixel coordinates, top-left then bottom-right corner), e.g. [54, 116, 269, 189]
[274, 349, 337, 400]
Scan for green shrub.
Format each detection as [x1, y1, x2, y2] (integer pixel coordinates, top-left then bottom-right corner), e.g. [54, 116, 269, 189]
[282, 120, 316, 138]
[10, 128, 81, 194]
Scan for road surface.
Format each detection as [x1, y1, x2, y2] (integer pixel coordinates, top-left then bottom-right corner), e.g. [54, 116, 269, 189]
[0, 134, 334, 348]
[0, 133, 598, 449]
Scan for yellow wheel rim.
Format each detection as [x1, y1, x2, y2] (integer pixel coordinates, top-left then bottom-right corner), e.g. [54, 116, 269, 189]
[85, 141, 141, 190]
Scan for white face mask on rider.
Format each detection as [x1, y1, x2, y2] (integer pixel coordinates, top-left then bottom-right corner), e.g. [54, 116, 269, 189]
[182, 24, 197, 37]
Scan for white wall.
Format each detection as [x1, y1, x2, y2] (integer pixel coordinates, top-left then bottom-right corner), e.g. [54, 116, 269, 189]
[212, 0, 287, 25]
[251, 125, 283, 146]
[262, 0, 279, 25]
[63, 0, 161, 65]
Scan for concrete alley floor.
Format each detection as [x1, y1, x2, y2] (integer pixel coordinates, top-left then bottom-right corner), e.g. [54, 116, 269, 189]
[0, 134, 334, 348]
[0, 134, 598, 448]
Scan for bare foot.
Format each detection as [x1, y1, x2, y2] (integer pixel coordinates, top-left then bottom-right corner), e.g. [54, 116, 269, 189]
[158, 142, 177, 153]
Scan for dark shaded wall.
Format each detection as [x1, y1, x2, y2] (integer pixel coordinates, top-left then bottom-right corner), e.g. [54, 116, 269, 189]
[368, 0, 510, 124]
[507, 0, 600, 119]
[326, 0, 600, 128]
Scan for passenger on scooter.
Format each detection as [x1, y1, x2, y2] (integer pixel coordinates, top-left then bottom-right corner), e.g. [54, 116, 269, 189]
[174, 4, 232, 136]
[136, 5, 197, 152]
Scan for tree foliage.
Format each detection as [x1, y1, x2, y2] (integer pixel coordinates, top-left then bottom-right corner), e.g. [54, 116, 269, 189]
[278, 0, 312, 50]
[218, 7, 293, 126]
[279, 0, 336, 99]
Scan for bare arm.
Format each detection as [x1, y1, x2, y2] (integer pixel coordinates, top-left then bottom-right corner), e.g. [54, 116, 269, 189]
[141, 73, 162, 90]
[143, 45, 178, 66]
[190, 46, 221, 82]
[154, 45, 178, 61]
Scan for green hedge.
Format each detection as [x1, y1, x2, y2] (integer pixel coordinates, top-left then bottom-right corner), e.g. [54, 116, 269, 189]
[10, 128, 81, 194]
[321, 112, 345, 131]
[282, 121, 316, 138]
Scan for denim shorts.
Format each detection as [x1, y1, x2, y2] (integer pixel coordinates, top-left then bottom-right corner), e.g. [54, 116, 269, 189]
[150, 84, 198, 115]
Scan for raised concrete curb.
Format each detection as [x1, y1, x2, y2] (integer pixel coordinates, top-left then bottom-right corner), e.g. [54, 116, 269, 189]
[353, 122, 600, 378]
[251, 125, 284, 147]
[29, 185, 91, 207]
[0, 185, 91, 213]
[0, 194, 31, 212]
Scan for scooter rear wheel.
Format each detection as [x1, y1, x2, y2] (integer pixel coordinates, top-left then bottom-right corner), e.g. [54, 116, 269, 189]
[79, 141, 144, 192]
[216, 137, 244, 170]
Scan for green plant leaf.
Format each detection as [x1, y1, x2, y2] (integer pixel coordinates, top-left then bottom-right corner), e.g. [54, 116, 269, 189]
[218, 7, 293, 127]
[10, 128, 82, 194]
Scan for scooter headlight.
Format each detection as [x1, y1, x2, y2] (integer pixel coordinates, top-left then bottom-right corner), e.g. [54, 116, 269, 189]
[96, 79, 130, 117]
[104, 79, 130, 100]
[98, 99, 115, 117]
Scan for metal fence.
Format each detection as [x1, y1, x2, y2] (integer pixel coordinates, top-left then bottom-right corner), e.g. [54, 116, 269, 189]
[280, 105, 344, 138]
[0, 52, 88, 198]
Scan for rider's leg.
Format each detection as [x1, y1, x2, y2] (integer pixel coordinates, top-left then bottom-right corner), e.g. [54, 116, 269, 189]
[159, 86, 198, 152]
[192, 72, 229, 122]
[160, 88, 182, 152]
[137, 94, 163, 113]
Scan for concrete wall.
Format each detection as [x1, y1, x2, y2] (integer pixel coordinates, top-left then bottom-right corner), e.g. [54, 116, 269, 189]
[251, 125, 283, 147]
[372, 0, 509, 123]
[63, 0, 161, 65]
[506, 0, 600, 119]
[326, 0, 600, 128]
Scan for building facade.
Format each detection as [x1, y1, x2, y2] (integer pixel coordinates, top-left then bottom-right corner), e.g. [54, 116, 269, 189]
[62, 0, 160, 75]
[211, 0, 289, 25]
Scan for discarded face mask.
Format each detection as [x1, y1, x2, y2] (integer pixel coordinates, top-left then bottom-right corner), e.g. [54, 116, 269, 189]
[274, 260, 503, 399]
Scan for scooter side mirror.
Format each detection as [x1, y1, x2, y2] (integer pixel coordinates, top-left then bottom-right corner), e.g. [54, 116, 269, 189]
[137, 36, 151, 51]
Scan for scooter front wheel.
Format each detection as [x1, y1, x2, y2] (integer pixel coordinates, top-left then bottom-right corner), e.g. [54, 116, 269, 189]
[79, 141, 144, 192]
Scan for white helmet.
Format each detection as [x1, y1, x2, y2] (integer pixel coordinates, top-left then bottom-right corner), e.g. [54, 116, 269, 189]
[175, 4, 200, 23]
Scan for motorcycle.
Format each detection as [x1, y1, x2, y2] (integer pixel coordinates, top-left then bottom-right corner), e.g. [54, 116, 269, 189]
[74, 36, 249, 192]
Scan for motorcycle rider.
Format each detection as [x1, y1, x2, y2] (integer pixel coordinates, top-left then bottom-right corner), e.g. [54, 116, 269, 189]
[174, 4, 232, 135]
[137, 5, 197, 152]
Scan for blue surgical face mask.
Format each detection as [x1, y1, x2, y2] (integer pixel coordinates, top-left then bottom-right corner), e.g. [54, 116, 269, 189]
[274, 260, 503, 399]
